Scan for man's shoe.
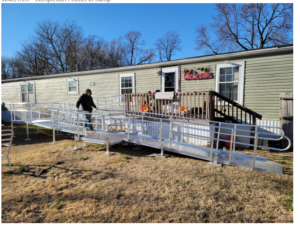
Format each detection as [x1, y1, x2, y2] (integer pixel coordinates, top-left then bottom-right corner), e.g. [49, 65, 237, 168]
[90, 130, 96, 134]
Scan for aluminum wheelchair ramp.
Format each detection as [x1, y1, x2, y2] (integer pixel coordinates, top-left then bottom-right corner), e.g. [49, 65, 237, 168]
[6, 102, 290, 176]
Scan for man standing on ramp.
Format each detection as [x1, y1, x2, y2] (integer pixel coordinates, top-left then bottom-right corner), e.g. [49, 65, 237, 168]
[76, 89, 98, 133]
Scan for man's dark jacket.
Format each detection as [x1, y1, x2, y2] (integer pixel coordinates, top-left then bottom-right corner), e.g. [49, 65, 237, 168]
[76, 94, 97, 112]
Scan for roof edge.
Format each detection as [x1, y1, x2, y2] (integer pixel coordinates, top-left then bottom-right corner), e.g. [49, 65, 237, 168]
[2, 45, 293, 83]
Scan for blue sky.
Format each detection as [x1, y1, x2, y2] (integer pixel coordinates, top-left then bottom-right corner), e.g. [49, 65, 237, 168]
[1, 3, 217, 61]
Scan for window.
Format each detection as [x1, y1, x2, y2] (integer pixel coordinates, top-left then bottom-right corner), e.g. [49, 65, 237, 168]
[67, 78, 79, 94]
[161, 66, 179, 92]
[215, 62, 244, 105]
[20, 82, 36, 103]
[164, 72, 175, 92]
[120, 73, 135, 102]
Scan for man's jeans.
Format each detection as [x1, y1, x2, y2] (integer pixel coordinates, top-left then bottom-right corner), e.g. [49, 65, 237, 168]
[84, 113, 94, 131]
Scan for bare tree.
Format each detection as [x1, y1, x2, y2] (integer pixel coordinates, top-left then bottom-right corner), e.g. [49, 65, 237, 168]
[155, 31, 182, 61]
[34, 19, 83, 73]
[1, 57, 13, 80]
[123, 31, 155, 66]
[195, 3, 293, 54]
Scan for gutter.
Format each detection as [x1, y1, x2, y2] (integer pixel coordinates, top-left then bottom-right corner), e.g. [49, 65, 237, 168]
[2, 46, 293, 83]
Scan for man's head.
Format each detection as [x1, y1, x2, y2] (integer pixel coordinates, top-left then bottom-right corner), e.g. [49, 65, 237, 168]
[85, 89, 92, 96]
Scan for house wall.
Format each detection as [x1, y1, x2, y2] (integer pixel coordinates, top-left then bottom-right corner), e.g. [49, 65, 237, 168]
[179, 51, 293, 119]
[1, 51, 293, 120]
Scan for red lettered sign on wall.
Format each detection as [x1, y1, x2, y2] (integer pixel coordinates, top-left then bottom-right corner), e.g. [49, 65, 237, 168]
[183, 71, 212, 80]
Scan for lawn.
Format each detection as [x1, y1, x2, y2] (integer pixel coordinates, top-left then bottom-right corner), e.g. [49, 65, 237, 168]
[1, 124, 293, 223]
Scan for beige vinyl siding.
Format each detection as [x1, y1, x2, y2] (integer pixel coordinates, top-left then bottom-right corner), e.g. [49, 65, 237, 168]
[1, 82, 21, 106]
[243, 52, 293, 119]
[1, 68, 158, 105]
[1, 51, 293, 120]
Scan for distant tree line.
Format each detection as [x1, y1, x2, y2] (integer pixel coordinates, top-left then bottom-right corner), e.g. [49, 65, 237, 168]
[2, 3, 293, 80]
[1, 20, 181, 79]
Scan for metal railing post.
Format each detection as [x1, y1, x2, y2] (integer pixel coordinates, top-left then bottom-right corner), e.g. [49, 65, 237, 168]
[13, 104, 16, 121]
[210, 127, 215, 161]
[57, 109, 59, 130]
[51, 104, 53, 129]
[30, 104, 32, 123]
[158, 119, 162, 146]
[127, 117, 130, 141]
[233, 124, 237, 153]
[169, 119, 173, 150]
[102, 115, 106, 141]
[252, 126, 259, 170]
[76, 113, 80, 139]
[228, 129, 234, 165]
[38, 105, 41, 119]
[216, 123, 221, 149]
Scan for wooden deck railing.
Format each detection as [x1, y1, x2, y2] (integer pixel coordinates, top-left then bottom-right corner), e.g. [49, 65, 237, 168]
[123, 91, 262, 124]
[212, 91, 262, 125]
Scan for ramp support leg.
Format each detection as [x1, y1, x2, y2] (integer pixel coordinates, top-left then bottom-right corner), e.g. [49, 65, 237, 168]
[50, 127, 57, 144]
[161, 139, 164, 157]
[103, 138, 115, 156]
[25, 122, 31, 141]
[69, 135, 82, 151]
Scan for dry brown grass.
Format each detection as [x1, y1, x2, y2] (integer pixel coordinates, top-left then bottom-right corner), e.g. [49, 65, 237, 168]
[1, 124, 293, 223]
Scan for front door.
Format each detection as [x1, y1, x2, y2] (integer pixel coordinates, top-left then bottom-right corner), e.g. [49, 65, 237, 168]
[161, 66, 178, 92]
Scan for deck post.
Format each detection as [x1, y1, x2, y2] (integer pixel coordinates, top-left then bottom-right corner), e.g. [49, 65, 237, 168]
[50, 127, 57, 144]
[252, 126, 259, 170]
[228, 129, 234, 165]
[216, 123, 221, 149]
[25, 122, 30, 141]
[210, 127, 215, 161]
[161, 139, 164, 156]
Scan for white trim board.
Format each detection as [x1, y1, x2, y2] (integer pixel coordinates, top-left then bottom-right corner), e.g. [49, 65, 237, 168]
[215, 62, 245, 105]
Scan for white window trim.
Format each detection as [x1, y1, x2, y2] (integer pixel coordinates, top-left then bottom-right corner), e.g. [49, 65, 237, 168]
[161, 66, 179, 92]
[215, 62, 245, 105]
[19, 81, 36, 103]
[119, 73, 135, 104]
[67, 78, 79, 95]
